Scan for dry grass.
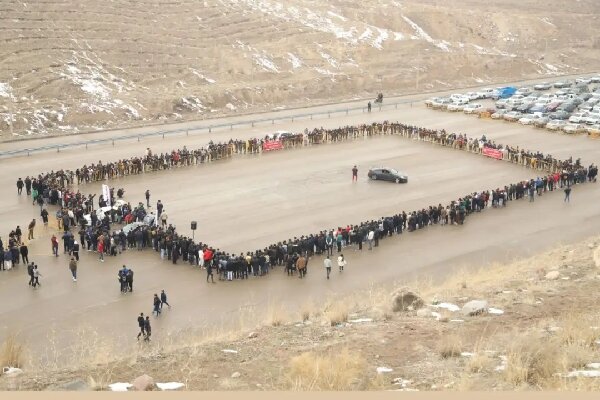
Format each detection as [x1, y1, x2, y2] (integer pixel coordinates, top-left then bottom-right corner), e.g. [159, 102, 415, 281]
[0, 334, 25, 370]
[324, 302, 349, 327]
[285, 348, 367, 390]
[466, 353, 495, 373]
[504, 336, 563, 387]
[266, 303, 287, 327]
[439, 335, 463, 359]
[557, 314, 600, 347]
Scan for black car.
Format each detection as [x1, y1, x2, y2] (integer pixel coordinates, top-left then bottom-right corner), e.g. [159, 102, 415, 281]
[549, 110, 570, 120]
[367, 168, 408, 183]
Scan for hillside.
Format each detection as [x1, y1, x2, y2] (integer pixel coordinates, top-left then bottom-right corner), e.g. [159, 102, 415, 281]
[2, 236, 600, 391]
[1, 0, 599, 138]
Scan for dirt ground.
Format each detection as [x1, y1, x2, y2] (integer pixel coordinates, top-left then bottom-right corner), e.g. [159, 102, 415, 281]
[2, 236, 599, 391]
[1, 0, 599, 137]
[1, 91, 599, 367]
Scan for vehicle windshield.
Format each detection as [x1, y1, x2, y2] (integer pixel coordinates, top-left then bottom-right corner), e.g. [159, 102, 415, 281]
[389, 168, 399, 175]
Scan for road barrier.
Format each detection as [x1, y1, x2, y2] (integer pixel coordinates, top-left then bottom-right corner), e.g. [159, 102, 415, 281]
[0, 100, 414, 159]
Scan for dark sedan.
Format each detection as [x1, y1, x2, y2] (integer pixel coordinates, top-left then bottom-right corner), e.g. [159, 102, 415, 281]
[367, 168, 408, 183]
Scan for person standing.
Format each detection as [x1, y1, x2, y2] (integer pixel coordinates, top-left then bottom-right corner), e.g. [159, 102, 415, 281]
[136, 313, 146, 340]
[337, 254, 347, 272]
[143, 316, 151, 341]
[32, 265, 41, 288]
[51, 235, 59, 257]
[160, 211, 168, 228]
[41, 208, 49, 226]
[153, 294, 161, 316]
[28, 219, 36, 240]
[69, 257, 78, 282]
[126, 268, 134, 292]
[17, 178, 24, 195]
[27, 262, 35, 286]
[324, 256, 332, 280]
[19, 242, 29, 265]
[352, 165, 358, 182]
[72, 240, 80, 261]
[25, 176, 32, 195]
[206, 261, 214, 283]
[367, 229, 375, 250]
[156, 200, 163, 219]
[160, 289, 171, 309]
[296, 254, 307, 279]
[564, 185, 572, 202]
[367, 101, 372, 113]
[145, 190, 151, 208]
[3, 249, 12, 270]
[98, 239, 105, 262]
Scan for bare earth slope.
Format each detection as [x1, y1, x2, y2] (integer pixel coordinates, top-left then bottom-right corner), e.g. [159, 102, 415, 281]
[1, 0, 599, 138]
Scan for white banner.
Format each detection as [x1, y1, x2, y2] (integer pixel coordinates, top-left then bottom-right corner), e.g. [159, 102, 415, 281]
[102, 184, 111, 205]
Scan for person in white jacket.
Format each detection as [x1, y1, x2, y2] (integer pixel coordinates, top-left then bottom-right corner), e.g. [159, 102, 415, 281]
[324, 256, 332, 280]
[198, 248, 204, 268]
[337, 254, 347, 272]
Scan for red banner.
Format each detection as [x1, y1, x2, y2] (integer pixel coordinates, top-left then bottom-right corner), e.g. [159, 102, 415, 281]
[482, 147, 503, 160]
[262, 140, 284, 152]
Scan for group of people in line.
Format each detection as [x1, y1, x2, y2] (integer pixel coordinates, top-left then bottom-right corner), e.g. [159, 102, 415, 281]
[8, 120, 596, 288]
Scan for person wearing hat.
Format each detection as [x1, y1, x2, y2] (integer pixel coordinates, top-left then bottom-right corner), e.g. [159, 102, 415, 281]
[72, 240, 80, 261]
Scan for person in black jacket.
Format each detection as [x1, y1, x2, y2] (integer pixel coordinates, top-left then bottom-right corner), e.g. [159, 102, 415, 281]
[72, 240, 80, 261]
[136, 313, 145, 340]
[160, 289, 171, 309]
[25, 177, 32, 195]
[153, 294, 161, 316]
[19, 243, 29, 264]
[27, 262, 35, 286]
[126, 269, 134, 292]
[143, 316, 151, 341]
[17, 178, 24, 195]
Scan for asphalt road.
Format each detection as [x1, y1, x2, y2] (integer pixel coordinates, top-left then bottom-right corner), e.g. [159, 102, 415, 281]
[1, 93, 599, 366]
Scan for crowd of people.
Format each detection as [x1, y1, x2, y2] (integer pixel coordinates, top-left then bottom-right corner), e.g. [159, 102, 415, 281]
[6, 121, 597, 286]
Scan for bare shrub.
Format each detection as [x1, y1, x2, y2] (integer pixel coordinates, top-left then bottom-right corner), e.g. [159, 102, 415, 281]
[324, 302, 349, 326]
[0, 334, 25, 369]
[286, 348, 366, 390]
[504, 337, 562, 387]
[439, 335, 463, 359]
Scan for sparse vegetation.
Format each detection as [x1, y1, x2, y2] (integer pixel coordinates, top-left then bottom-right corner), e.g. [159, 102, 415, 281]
[0, 334, 25, 370]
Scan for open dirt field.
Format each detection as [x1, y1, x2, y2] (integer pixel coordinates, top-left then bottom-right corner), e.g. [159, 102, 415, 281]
[1, 92, 599, 371]
[1, 0, 599, 138]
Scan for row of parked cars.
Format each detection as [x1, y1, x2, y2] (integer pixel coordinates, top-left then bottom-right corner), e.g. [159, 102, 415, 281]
[425, 76, 600, 136]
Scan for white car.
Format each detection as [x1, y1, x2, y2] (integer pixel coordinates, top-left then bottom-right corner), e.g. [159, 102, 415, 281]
[463, 103, 483, 114]
[425, 97, 441, 107]
[582, 111, 600, 125]
[515, 87, 532, 96]
[491, 110, 507, 119]
[503, 111, 523, 121]
[563, 123, 587, 134]
[546, 120, 567, 130]
[83, 199, 127, 226]
[507, 95, 525, 106]
[519, 115, 538, 125]
[534, 82, 552, 90]
[447, 102, 466, 112]
[477, 88, 495, 98]
[569, 112, 590, 123]
[575, 77, 592, 84]
[465, 92, 479, 101]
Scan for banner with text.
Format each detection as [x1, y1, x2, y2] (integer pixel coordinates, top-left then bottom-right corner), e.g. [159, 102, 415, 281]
[482, 147, 503, 160]
[262, 140, 284, 152]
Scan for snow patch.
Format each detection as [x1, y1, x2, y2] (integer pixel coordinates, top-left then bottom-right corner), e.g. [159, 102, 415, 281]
[189, 68, 216, 84]
[401, 15, 450, 52]
[109, 383, 133, 392]
[0, 82, 13, 99]
[540, 17, 555, 27]
[287, 52, 302, 69]
[156, 382, 185, 391]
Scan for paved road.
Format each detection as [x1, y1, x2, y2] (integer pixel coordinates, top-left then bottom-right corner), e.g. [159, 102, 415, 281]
[1, 93, 599, 366]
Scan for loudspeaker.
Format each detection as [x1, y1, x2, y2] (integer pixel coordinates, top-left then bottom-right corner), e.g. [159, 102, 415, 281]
[191, 221, 197, 230]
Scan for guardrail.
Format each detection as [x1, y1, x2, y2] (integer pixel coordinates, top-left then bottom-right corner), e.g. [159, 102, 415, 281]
[0, 100, 410, 158]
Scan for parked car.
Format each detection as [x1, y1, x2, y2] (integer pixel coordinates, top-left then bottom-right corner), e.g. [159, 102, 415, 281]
[503, 111, 523, 121]
[575, 77, 592, 84]
[549, 110, 570, 120]
[559, 103, 577, 113]
[516, 103, 534, 113]
[465, 92, 479, 101]
[569, 112, 590, 123]
[476, 88, 495, 99]
[447, 102, 466, 112]
[546, 101, 563, 112]
[534, 117, 550, 128]
[534, 82, 552, 90]
[554, 80, 572, 88]
[518, 115, 538, 125]
[424, 97, 440, 106]
[582, 111, 600, 125]
[464, 103, 483, 114]
[367, 168, 408, 183]
[590, 76, 600, 83]
[491, 109, 507, 119]
[515, 87, 532, 96]
[563, 123, 587, 134]
[546, 120, 568, 131]
[495, 99, 509, 109]
[432, 98, 452, 109]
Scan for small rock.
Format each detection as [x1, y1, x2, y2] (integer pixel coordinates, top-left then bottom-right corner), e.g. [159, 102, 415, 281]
[545, 271, 560, 280]
[391, 289, 424, 312]
[431, 311, 442, 320]
[462, 300, 488, 316]
[132, 374, 155, 391]
[231, 372, 241, 379]
[256, 383, 262, 388]
[338, 332, 345, 337]
[156, 382, 184, 391]
[213, 374, 219, 378]
[375, 354, 380, 359]
[248, 332, 258, 339]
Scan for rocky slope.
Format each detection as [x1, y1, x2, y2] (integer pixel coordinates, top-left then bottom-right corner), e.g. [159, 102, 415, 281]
[1, 0, 599, 138]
